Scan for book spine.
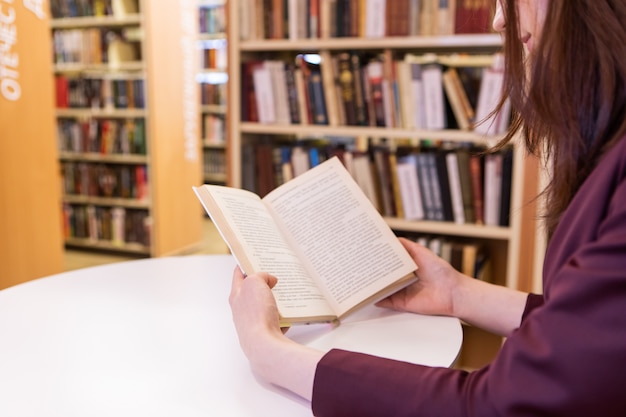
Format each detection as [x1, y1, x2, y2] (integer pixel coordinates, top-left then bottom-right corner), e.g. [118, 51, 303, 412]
[434, 150, 454, 221]
[337, 52, 357, 125]
[396, 154, 425, 220]
[366, 60, 386, 127]
[373, 146, 397, 217]
[319, 50, 340, 126]
[364, 0, 387, 38]
[350, 52, 369, 126]
[252, 63, 277, 123]
[284, 63, 301, 124]
[421, 63, 446, 130]
[442, 68, 472, 130]
[499, 148, 514, 226]
[445, 151, 466, 224]
[456, 149, 476, 223]
[307, 67, 329, 125]
[483, 152, 503, 226]
[415, 153, 437, 220]
[388, 152, 404, 219]
[469, 153, 485, 224]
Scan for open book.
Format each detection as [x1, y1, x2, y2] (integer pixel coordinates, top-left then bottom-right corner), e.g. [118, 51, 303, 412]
[193, 156, 418, 325]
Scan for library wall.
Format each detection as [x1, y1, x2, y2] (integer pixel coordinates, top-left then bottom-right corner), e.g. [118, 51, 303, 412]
[0, 2, 64, 289]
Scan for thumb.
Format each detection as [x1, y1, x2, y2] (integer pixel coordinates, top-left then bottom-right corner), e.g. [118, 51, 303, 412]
[256, 272, 279, 289]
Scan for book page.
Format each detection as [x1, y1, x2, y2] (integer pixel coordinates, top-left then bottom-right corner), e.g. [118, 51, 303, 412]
[263, 157, 417, 317]
[193, 186, 335, 321]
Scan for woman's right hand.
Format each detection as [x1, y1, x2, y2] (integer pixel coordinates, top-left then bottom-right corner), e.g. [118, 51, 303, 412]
[379, 238, 529, 337]
[376, 238, 467, 317]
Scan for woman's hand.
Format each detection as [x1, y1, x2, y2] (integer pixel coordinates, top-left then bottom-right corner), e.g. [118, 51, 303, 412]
[376, 238, 465, 317]
[229, 267, 285, 360]
[378, 238, 529, 337]
[228, 267, 324, 401]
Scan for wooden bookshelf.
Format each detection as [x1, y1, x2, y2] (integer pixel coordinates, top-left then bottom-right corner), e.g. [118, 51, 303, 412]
[0, 3, 64, 289]
[198, 0, 228, 184]
[50, 0, 204, 256]
[226, 1, 542, 370]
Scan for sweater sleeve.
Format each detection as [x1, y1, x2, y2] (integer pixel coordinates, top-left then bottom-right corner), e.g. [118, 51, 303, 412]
[312, 293, 544, 416]
[312, 169, 626, 417]
[313, 349, 472, 417]
[521, 293, 544, 321]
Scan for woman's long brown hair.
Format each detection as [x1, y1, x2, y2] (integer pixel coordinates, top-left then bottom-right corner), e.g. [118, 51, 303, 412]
[494, 0, 626, 239]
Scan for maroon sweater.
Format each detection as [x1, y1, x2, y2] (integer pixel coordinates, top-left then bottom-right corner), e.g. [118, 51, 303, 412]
[312, 135, 626, 416]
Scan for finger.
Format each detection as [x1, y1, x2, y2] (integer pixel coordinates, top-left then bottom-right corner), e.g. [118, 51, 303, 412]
[375, 291, 401, 310]
[253, 271, 279, 289]
[230, 266, 246, 302]
[233, 266, 246, 281]
[399, 237, 422, 259]
[399, 236, 420, 250]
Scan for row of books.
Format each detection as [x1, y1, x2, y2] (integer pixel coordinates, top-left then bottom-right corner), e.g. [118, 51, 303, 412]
[200, 45, 227, 71]
[200, 82, 226, 105]
[239, 0, 492, 40]
[57, 118, 147, 155]
[55, 76, 145, 109]
[203, 149, 227, 177]
[62, 162, 149, 200]
[242, 138, 513, 227]
[50, 0, 139, 18]
[199, 2, 226, 34]
[62, 204, 151, 247]
[370, 144, 513, 226]
[53, 28, 140, 66]
[243, 52, 509, 135]
[202, 114, 226, 144]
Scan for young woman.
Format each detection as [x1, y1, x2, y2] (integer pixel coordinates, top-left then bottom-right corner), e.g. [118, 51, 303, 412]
[228, 0, 626, 415]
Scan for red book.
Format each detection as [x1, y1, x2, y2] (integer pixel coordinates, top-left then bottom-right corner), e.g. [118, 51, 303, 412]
[309, 0, 320, 38]
[135, 165, 149, 200]
[469, 153, 485, 225]
[55, 75, 69, 108]
[454, 0, 493, 34]
[241, 61, 263, 122]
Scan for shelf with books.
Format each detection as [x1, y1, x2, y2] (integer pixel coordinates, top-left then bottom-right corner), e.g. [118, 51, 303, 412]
[232, 135, 521, 258]
[227, 0, 540, 370]
[63, 195, 151, 209]
[239, 123, 503, 145]
[64, 237, 151, 255]
[231, 47, 510, 181]
[204, 171, 228, 183]
[54, 62, 146, 74]
[52, 63, 145, 76]
[198, 0, 228, 185]
[49, 14, 142, 29]
[59, 152, 149, 164]
[56, 108, 147, 118]
[50, 0, 204, 256]
[385, 217, 514, 240]
[201, 104, 227, 114]
[203, 142, 227, 149]
[239, 34, 502, 52]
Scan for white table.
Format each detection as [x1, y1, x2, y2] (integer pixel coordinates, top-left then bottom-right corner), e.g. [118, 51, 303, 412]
[0, 255, 462, 417]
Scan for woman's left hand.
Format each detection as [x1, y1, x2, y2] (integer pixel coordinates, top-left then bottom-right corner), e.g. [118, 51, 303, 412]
[229, 267, 285, 360]
[229, 267, 324, 401]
